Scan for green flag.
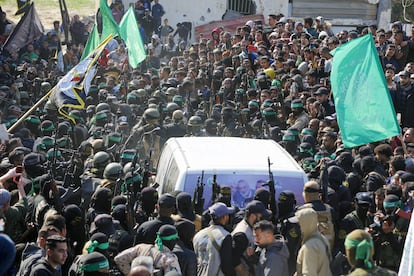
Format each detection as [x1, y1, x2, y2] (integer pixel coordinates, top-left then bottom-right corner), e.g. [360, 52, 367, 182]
[119, 7, 146, 68]
[81, 24, 99, 61]
[330, 34, 400, 148]
[100, 0, 119, 41]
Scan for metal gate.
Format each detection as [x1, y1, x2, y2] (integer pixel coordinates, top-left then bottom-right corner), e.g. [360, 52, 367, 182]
[227, 0, 253, 15]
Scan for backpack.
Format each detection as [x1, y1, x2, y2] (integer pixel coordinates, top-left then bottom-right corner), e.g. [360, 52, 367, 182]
[301, 203, 335, 252]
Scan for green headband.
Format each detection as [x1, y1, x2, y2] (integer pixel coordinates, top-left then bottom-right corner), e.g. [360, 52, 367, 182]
[47, 150, 62, 158]
[125, 174, 142, 185]
[155, 232, 178, 251]
[78, 259, 109, 272]
[86, 240, 109, 253]
[28, 177, 41, 196]
[108, 135, 122, 143]
[41, 125, 55, 132]
[26, 117, 41, 124]
[291, 102, 303, 108]
[383, 200, 402, 210]
[300, 147, 313, 155]
[127, 93, 137, 99]
[282, 135, 295, 141]
[344, 237, 373, 269]
[96, 113, 108, 120]
[121, 152, 135, 160]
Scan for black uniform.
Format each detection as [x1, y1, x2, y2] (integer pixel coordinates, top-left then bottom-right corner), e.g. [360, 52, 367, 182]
[134, 215, 175, 245]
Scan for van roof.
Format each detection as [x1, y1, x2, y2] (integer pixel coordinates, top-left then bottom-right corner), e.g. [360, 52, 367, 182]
[166, 137, 303, 172]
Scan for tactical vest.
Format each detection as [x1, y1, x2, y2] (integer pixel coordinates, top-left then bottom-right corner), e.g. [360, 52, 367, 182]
[108, 229, 129, 263]
[80, 176, 102, 210]
[193, 224, 229, 276]
[301, 203, 335, 252]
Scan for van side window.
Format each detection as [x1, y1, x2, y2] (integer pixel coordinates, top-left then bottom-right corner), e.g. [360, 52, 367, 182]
[163, 158, 179, 193]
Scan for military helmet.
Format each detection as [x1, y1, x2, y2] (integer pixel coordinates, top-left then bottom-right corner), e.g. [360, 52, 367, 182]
[46, 148, 62, 160]
[92, 139, 104, 152]
[41, 136, 54, 150]
[128, 79, 140, 90]
[166, 102, 180, 113]
[123, 162, 133, 174]
[41, 82, 51, 92]
[248, 100, 260, 109]
[172, 95, 184, 107]
[166, 87, 178, 96]
[93, 151, 111, 169]
[96, 102, 110, 113]
[136, 89, 147, 101]
[143, 108, 160, 121]
[20, 91, 29, 99]
[172, 110, 183, 121]
[187, 115, 202, 127]
[103, 162, 123, 180]
[86, 105, 96, 115]
[40, 120, 55, 132]
[126, 91, 139, 104]
[262, 107, 277, 118]
[44, 100, 57, 111]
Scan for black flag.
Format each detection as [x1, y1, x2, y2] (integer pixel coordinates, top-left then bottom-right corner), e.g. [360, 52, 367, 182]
[4, 3, 43, 53]
[15, 0, 32, 16]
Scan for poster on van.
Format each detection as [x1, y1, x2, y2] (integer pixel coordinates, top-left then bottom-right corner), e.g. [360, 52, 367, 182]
[183, 172, 306, 210]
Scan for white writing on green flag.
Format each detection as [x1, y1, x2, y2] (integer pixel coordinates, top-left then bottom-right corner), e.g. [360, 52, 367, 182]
[330, 34, 400, 148]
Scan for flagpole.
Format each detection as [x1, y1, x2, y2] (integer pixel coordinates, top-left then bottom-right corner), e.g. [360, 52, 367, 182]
[7, 88, 55, 133]
[8, 34, 113, 133]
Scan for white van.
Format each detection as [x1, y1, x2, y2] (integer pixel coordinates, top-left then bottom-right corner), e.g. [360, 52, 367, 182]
[155, 137, 308, 209]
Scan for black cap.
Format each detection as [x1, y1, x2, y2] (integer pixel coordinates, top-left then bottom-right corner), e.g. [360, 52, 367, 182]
[89, 214, 119, 236]
[111, 195, 127, 207]
[254, 188, 270, 206]
[400, 173, 414, 183]
[314, 87, 329, 95]
[92, 187, 113, 203]
[245, 200, 271, 217]
[158, 224, 178, 237]
[278, 190, 296, 204]
[355, 192, 373, 205]
[23, 152, 46, 166]
[78, 252, 109, 272]
[158, 194, 176, 208]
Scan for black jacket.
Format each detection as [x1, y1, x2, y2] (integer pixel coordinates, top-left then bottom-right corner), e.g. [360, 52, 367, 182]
[173, 240, 197, 276]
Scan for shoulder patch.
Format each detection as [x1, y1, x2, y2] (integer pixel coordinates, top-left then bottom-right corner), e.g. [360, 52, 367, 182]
[289, 228, 298, 238]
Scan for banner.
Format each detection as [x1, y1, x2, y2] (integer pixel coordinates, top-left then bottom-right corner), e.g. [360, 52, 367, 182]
[48, 35, 112, 123]
[330, 34, 400, 148]
[119, 7, 146, 68]
[99, 0, 119, 41]
[81, 24, 99, 61]
[4, 3, 43, 53]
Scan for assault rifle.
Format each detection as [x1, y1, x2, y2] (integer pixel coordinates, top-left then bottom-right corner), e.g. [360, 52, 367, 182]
[192, 171, 205, 215]
[320, 159, 329, 203]
[212, 173, 220, 203]
[262, 157, 278, 225]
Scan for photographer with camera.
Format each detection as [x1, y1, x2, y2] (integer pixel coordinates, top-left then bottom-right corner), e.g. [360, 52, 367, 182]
[370, 213, 400, 272]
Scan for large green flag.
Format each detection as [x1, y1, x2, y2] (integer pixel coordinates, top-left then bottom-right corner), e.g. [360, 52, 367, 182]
[119, 7, 146, 68]
[100, 0, 119, 41]
[81, 24, 99, 61]
[330, 34, 400, 148]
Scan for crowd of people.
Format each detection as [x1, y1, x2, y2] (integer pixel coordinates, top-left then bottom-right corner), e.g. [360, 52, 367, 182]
[0, 0, 414, 275]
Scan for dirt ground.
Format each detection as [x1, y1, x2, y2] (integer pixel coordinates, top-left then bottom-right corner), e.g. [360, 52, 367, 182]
[1, 1, 96, 31]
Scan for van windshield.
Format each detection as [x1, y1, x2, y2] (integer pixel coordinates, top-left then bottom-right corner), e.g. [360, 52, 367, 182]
[183, 172, 305, 210]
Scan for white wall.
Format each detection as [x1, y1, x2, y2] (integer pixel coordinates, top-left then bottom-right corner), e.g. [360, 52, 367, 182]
[116, 0, 289, 42]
